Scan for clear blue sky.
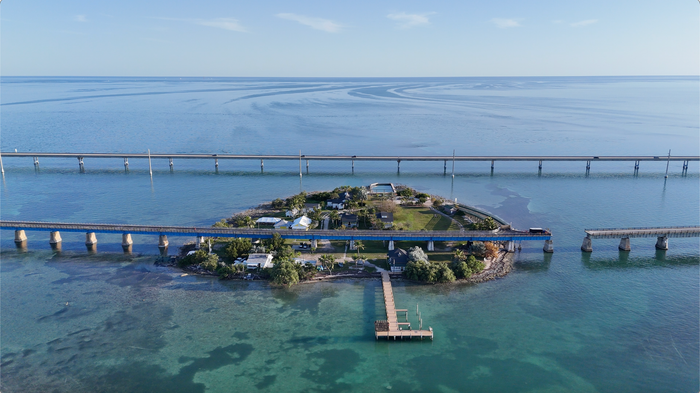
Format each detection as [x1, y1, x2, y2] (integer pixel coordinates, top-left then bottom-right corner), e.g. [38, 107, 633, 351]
[1, 0, 698, 77]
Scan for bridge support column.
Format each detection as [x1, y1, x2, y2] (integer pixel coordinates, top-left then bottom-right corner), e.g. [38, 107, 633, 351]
[86, 232, 97, 252]
[538, 160, 542, 170]
[50, 231, 62, 246]
[618, 237, 631, 251]
[581, 236, 592, 252]
[14, 230, 27, 244]
[49, 232, 62, 250]
[124, 158, 129, 171]
[388, 240, 395, 251]
[397, 160, 401, 173]
[586, 161, 591, 171]
[306, 159, 309, 173]
[311, 239, 317, 249]
[214, 159, 219, 169]
[491, 160, 495, 170]
[85, 232, 97, 246]
[506, 241, 515, 253]
[444, 160, 447, 174]
[33, 156, 40, 168]
[159, 235, 169, 255]
[427, 241, 434, 251]
[169, 158, 173, 171]
[352, 159, 355, 173]
[634, 160, 640, 170]
[78, 156, 84, 172]
[195, 236, 204, 249]
[122, 233, 133, 252]
[655, 236, 668, 250]
[349, 240, 356, 250]
[543, 239, 554, 253]
[260, 159, 264, 172]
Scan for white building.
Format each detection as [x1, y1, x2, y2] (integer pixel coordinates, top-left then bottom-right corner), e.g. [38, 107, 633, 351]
[273, 219, 290, 229]
[244, 253, 274, 269]
[291, 216, 312, 230]
[256, 217, 282, 225]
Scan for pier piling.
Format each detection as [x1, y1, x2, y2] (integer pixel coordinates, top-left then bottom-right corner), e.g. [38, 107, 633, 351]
[124, 157, 129, 171]
[169, 158, 173, 170]
[581, 236, 593, 252]
[14, 230, 27, 244]
[543, 239, 554, 253]
[538, 160, 542, 170]
[655, 236, 669, 250]
[122, 233, 133, 252]
[618, 237, 631, 251]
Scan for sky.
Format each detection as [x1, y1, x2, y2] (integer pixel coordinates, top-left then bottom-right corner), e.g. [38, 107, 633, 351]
[1, 0, 698, 77]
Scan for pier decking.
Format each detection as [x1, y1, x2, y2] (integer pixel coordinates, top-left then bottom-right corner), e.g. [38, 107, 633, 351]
[375, 272, 433, 341]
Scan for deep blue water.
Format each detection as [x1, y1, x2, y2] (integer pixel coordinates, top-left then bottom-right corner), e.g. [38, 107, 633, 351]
[1, 76, 698, 392]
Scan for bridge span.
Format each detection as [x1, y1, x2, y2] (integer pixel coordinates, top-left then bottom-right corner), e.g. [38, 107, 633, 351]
[581, 226, 700, 252]
[1, 151, 696, 175]
[2, 220, 553, 253]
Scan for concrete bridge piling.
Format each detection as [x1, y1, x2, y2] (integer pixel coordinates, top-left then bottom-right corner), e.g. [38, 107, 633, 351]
[122, 233, 134, 252]
[427, 240, 435, 251]
[581, 236, 593, 252]
[14, 229, 27, 245]
[655, 236, 669, 250]
[159, 235, 169, 255]
[543, 240, 554, 253]
[618, 237, 631, 251]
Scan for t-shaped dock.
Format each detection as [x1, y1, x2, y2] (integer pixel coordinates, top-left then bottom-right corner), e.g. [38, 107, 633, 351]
[375, 272, 433, 340]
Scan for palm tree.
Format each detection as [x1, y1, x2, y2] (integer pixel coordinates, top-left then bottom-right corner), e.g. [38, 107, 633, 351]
[329, 211, 340, 228]
[453, 249, 465, 262]
[354, 240, 365, 264]
[319, 254, 337, 275]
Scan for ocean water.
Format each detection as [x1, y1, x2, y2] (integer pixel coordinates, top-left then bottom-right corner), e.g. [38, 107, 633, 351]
[1, 76, 698, 392]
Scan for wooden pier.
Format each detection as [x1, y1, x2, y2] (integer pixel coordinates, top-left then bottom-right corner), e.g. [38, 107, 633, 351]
[375, 272, 433, 341]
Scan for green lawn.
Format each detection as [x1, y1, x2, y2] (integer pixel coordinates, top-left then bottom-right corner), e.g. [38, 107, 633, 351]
[392, 206, 460, 231]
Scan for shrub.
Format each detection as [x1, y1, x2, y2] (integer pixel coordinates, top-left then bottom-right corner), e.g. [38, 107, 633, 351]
[212, 219, 230, 228]
[199, 254, 220, 271]
[271, 259, 299, 287]
[271, 198, 286, 209]
[484, 242, 499, 260]
[466, 255, 485, 273]
[450, 260, 472, 279]
[225, 238, 252, 261]
[408, 246, 429, 263]
[178, 249, 209, 267]
[264, 233, 285, 253]
[471, 242, 486, 258]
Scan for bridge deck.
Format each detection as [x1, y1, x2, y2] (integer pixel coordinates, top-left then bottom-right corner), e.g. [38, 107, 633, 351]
[0, 221, 551, 242]
[585, 226, 700, 239]
[376, 272, 433, 340]
[2, 152, 698, 162]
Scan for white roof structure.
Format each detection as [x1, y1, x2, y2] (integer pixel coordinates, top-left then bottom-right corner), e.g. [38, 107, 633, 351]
[291, 216, 312, 230]
[245, 253, 274, 269]
[256, 217, 282, 224]
[273, 219, 289, 228]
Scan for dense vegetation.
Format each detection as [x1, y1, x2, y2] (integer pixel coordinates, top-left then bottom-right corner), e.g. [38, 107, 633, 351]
[403, 243, 493, 283]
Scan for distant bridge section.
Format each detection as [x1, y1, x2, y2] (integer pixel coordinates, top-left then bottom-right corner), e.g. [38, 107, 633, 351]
[1, 152, 696, 174]
[581, 226, 700, 252]
[2, 220, 553, 253]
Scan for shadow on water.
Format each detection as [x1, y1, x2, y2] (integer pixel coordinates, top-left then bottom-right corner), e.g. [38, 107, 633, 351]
[513, 251, 552, 273]
[581, 251, 700, 270]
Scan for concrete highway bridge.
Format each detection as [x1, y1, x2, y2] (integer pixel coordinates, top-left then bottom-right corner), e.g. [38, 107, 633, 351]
[1, 152, 696, 174]
[3, 220, 553, 253]
[581, 226, 700, 252]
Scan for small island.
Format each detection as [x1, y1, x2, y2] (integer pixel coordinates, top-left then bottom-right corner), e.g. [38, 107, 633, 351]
[172, 184, 514, 286]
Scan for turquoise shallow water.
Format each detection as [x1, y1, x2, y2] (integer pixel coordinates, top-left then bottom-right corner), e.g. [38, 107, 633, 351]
[1, 77, 699, 392]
